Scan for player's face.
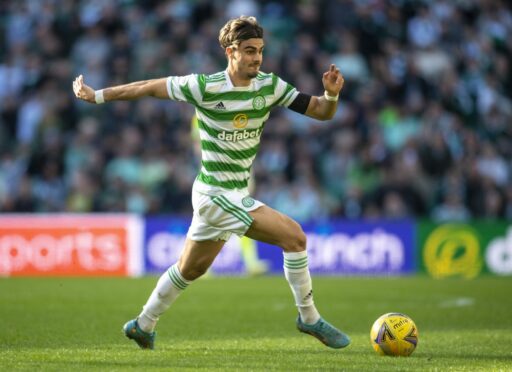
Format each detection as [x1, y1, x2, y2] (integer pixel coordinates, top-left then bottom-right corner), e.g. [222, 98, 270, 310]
[230, 38, 264, 79]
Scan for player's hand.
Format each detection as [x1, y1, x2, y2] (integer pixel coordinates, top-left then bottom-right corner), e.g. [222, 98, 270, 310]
[322, 64, 344, 96]
[72, 75, 95, 103]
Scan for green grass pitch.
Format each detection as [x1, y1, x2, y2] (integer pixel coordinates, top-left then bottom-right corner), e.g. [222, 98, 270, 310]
[1, 276, 511, 371]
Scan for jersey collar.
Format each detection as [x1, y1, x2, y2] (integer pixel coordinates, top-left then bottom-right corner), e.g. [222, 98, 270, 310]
[224, 69, 254, 91]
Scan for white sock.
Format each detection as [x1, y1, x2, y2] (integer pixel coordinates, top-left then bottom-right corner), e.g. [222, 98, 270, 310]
[283, 251, 321, 325]
[137, 263, 191, 333]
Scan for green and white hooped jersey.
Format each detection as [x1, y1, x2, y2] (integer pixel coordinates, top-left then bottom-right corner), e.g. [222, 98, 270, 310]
[166, 70, 299, 195]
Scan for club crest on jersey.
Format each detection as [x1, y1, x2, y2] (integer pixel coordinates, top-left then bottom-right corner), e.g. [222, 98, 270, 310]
[252, 95, 266, 110]
[233, 113, 249, 128]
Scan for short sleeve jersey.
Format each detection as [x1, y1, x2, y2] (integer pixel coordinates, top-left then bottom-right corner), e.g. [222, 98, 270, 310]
[166, 70, 299, 195]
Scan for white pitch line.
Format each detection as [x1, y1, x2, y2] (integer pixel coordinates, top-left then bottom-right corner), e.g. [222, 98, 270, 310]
[438, 297, 475, 308]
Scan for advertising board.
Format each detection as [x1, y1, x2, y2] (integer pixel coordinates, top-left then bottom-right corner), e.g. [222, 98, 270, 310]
[0, 215, 142, 276]
[418, 222, 512, 278]
[144, 218, 416, 275]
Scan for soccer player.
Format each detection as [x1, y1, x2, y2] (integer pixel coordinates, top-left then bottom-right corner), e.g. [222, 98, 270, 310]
[73, 16, 349, 350]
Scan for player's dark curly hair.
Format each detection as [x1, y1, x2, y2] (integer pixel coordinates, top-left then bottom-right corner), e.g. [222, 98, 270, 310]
[218, 16, 263, 49]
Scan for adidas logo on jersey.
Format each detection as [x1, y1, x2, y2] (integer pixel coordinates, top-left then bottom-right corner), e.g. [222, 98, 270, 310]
[214, 102, 226, 110]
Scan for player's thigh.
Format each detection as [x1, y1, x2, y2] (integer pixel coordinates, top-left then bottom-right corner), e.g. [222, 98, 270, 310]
[178, 238, 225, 279]
[245, 205, 306, 252]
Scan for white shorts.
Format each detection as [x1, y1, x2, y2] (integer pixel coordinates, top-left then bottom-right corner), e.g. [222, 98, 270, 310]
[187, 189, 265, 241]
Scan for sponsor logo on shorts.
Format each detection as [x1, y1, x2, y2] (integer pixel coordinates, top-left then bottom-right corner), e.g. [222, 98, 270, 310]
[242, 197, 255, 208]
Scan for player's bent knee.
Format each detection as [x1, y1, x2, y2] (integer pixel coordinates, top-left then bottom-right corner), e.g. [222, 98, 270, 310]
[281, 223, 307, 252]
[180, 264, 210, 280]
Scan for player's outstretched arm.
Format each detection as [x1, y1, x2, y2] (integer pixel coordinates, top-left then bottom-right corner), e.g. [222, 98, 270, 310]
[72, 74, 169, 104]
[304, 64, 344, 121]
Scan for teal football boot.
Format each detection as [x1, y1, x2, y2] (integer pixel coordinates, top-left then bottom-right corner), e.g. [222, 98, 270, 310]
[296, 315, 351, 349]
[123, 319, 155, 350]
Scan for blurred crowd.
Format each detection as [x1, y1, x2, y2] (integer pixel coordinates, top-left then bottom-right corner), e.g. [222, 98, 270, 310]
[0, 0, 511, 222]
